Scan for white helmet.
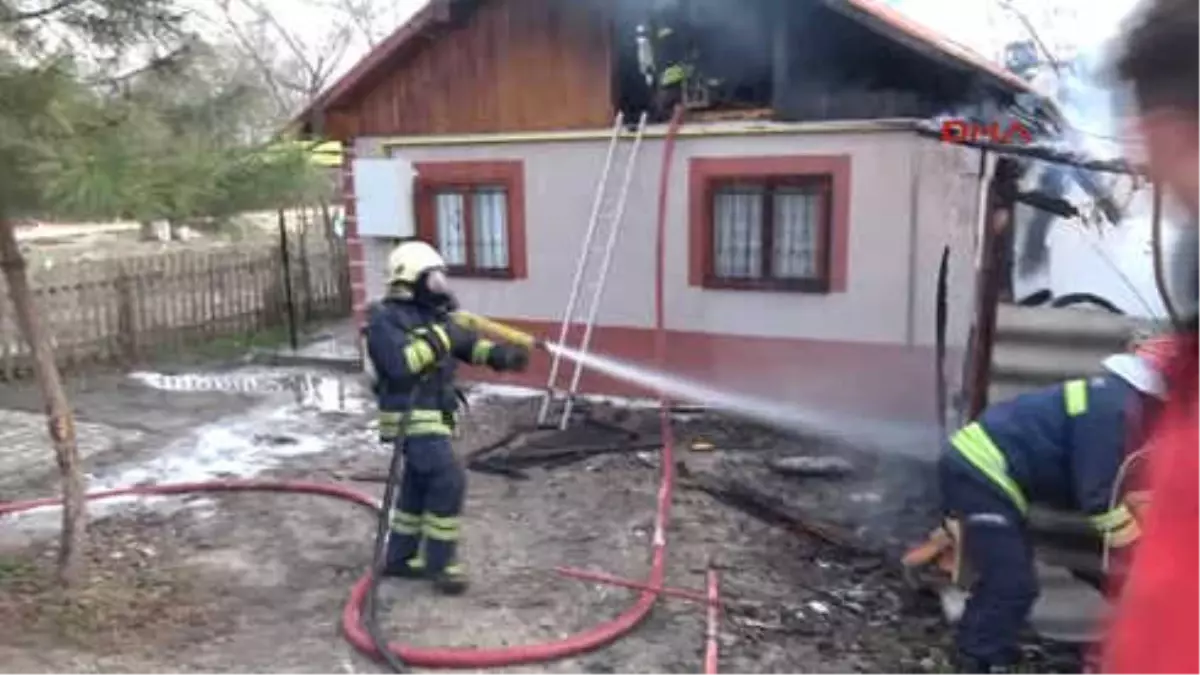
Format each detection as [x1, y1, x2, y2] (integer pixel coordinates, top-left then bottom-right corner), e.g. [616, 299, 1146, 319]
[387, 240, 446, 286]
[1102, 353, 1168, 400]
[386, 240, 457, 309]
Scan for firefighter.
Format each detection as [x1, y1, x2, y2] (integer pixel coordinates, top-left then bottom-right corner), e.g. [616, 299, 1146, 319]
[651, 21, 688, 121]
[937, 349, 1167, 672]
[364, 240, 529, 595]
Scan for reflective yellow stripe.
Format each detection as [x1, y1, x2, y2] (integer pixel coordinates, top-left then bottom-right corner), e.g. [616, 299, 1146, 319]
[951, 423, 1029, 514]
[407, 420, 453, 436]
[414, 325, 450, 350]
[1090, 504, 1134, 532]
[1064, 379, 1089, 417]
[423, 513, 461, 542]
[403, 341, 435, 372]
[424, 529, 458, 542]
[390, 510, 421, 535]
[379, 411, 401, 439]
[471, 339, 495, 365]
[378, 409, 455, 439]
[404, 325, 450, 373]
[429, 325, 450, 351]
[656, 26, 673, 38]
[443, 562, 466, 576]
[661, 64, 686, 86]
[1108, 519, 1142, 548]
[424, 513, 459, 529]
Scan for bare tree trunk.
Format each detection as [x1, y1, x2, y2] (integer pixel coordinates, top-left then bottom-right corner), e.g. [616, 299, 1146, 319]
[0, 216, 87, 587]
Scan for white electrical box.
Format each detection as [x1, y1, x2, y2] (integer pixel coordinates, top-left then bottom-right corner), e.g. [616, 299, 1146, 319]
[353, 157, 416, 238]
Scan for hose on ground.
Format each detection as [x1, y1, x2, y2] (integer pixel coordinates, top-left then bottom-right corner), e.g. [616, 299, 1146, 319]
[364, 382, 421, 674]
[0, 108, 689, 671]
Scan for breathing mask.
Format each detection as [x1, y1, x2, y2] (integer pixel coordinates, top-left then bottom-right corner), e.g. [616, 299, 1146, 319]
[415, 267, 458, 313]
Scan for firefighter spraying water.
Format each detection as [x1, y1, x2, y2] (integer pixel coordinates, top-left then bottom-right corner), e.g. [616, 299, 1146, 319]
[362, 240, 530, 595]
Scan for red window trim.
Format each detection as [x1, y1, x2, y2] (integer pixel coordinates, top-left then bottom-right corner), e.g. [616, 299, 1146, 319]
[414, 160, 528, 280]
[688, 155, 851, 294]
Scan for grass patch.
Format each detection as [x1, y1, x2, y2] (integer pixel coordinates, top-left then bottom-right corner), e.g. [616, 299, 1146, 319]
[144, 324, 296, 366]
[0, 555, 36, 585]
[190, 325, 294, 359]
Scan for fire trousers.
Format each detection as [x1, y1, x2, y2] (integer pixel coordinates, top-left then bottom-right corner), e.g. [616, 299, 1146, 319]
[939, 453, 1040, 669]
[386, 434, 466, 576]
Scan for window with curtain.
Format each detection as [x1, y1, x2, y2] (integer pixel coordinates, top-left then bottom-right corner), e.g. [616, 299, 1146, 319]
[707, 176, 832, 291]
[431, 184, 511, 276]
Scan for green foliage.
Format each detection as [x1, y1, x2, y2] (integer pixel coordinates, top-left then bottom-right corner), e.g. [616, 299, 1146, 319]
[0, 0, 329, 224]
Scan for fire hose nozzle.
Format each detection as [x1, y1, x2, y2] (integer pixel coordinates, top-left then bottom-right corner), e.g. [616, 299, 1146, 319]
[451, 311, 546, 352]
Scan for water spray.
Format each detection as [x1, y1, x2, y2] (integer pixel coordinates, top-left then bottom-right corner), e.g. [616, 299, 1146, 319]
[449, 311, 937, 456]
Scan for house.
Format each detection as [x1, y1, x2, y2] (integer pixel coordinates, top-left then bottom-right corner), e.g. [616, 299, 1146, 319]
[296, 0, 1053, 427]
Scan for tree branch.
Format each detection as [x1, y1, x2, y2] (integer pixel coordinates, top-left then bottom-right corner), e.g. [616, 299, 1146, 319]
[238, 0, 315, 80]
[0, 0, 86, 23]
[213, 0, 293, 117]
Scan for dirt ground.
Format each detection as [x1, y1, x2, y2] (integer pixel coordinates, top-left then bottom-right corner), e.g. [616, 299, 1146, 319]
[0, 365, 1082, 673]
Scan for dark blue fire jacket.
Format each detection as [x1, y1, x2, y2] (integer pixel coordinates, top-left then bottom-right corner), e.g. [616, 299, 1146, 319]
[946, 374, 1149, 547]
[364, 298, 504, 439]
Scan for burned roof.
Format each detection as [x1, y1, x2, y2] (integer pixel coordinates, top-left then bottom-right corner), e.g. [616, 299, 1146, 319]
[295, 0, 1050, 136]
[818, 0, 1041, 98]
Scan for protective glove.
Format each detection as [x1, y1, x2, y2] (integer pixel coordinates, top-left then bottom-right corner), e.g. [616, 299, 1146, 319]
[902, 518, 962, 583]
[487, 344, 530, 372]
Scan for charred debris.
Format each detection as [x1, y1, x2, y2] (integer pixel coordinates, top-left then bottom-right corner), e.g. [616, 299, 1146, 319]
[606, 0, 1129, 210]
[608, 0, 1048, 127]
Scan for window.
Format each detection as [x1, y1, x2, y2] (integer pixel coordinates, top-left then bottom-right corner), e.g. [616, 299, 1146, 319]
[688, 155, 850, 294]
[413, 160, 527, 279]
[708, 176, 831, 291]
[432, 186, 511, 274]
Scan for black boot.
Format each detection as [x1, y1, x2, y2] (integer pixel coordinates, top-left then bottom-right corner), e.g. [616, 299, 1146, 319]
[431, 562, 469, 595]
[383, 555, 426, 579]
[954, 652, 1013, 674]
[383, 537, 426, 579]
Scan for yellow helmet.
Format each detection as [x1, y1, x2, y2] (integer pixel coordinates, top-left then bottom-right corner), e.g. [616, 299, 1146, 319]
[387, 240, 446, 287]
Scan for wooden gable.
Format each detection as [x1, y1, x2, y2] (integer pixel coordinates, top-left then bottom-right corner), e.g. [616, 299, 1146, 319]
[325, 0, 614, 139]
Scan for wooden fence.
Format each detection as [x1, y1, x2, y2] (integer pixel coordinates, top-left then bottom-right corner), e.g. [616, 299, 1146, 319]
[0, 238, 350, 380]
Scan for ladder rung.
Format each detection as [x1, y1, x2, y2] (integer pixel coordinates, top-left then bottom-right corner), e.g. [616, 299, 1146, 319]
[542, 112, 646, 430]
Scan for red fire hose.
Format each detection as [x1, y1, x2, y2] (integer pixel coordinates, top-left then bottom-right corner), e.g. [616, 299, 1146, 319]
[0, 108, 688, 670]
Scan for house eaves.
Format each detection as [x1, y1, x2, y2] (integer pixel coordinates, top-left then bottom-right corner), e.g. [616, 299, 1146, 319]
[292, 0, 459, 135]
[295, 0, 1059, 138]
[819, 0, 1044, 99]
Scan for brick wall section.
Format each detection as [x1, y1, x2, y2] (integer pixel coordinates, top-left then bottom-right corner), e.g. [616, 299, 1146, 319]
[341, 140, 367, 330]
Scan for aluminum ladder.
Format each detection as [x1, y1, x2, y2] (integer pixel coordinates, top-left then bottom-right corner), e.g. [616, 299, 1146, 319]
[536, 110, 649, 430]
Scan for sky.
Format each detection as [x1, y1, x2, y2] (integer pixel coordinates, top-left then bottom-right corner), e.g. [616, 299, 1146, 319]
[890, 0, 1142, 62]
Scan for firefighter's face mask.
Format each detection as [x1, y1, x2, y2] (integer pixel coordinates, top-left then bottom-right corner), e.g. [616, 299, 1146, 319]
[415, 268, 457, 312]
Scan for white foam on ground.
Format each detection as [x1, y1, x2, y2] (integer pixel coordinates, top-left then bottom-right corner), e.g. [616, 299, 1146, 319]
[466, 383, 543, 401]
[6, 401, 331, 532]
[128, 369, 373, 416]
